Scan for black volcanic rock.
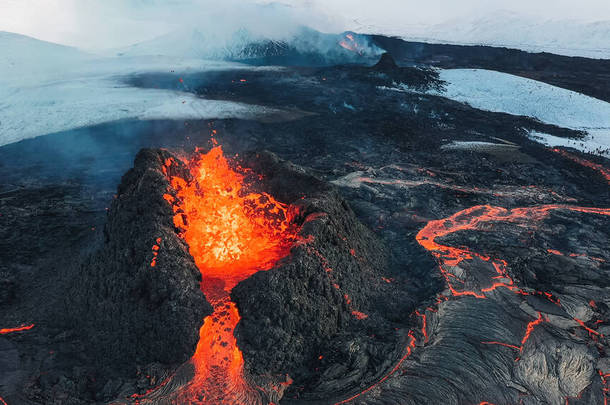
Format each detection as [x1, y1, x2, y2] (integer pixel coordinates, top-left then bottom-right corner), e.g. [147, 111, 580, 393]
[231, 151, 395, 396]
[373, 52, 399, 71]
[0, 272, 16, 305]
[68, 149, 211, 374]
[4, 41, 610, 405]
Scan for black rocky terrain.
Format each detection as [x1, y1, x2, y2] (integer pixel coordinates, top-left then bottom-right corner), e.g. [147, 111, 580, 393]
[232, 151, 399, 397]
[370, 36, 610, 103]
[0, 43, 609, 405]
[69, 149, 211, 375]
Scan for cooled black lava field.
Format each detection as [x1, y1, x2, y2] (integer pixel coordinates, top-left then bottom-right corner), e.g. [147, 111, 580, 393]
[1, 40, 610, 405]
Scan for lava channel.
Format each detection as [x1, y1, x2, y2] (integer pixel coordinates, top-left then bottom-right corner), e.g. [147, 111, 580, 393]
[0, 323, 34, 334]
[161, 146, 297, 404]
[416, 204, 610, 299]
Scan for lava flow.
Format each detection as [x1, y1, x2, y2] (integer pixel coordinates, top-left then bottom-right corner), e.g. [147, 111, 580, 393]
[0, 323, 34, 334]
[339, 33, 364, 55]
[163, 146, 297, 404]
[552, 148, 610, 184]
[416, 204, 610, 299]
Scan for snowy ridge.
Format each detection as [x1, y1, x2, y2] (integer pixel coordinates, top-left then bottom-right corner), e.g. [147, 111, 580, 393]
[109, 26, 382, 63]
[351, 13, 610, 59]
[0, 32, 281, 146]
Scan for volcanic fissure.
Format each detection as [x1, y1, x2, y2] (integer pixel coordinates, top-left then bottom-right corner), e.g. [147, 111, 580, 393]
[161, 146, 298, 403]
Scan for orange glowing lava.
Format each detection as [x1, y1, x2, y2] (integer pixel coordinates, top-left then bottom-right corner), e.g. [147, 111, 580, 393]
[0, 323, 34, 334]
[600, 371, 609, 405]
[552, 148, 610, 184]
[330, 202, 610, 404]
[334, 332, 417, 405]
[338, 33, 363, 55]
[416, 204, 610, 299]
[164, 146, 297, 403]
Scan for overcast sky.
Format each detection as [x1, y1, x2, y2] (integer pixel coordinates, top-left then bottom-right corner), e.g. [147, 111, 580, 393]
[2, 0, 610, 49]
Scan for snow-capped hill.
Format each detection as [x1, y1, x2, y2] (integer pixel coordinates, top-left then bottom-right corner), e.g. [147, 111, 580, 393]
[112, 26, 382, 65]
[352, 12, 610, 59]
[0, 31, 86, 60]
[112, 28, 252, 59]
[0, 31, 90, 81]
[429, 69, 610, 156]
[0, 31, 282, 146]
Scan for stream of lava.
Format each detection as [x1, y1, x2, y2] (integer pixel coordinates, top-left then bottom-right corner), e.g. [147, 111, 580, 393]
[164, 146, 297, 404]
[331, 203, 610, 404]
[416, 204, 610, 299]
[552, 148, 610, 184]
[0, 323, 34, 334]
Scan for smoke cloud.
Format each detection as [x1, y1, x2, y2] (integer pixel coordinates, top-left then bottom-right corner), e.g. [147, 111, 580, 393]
[2, 0, 610, 50]
[0, 0, 337, 50]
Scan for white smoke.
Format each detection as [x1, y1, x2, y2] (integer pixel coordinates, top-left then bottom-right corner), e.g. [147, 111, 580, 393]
[0, 0, 339, 50]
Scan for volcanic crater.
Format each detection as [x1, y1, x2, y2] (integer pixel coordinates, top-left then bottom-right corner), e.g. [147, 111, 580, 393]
[2, 42, 610, 405]
[69, 144, 405, 404]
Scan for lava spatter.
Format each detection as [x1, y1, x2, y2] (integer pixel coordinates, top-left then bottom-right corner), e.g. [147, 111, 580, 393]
[161, 146, 297, 403]
[338, 33, 363, 55]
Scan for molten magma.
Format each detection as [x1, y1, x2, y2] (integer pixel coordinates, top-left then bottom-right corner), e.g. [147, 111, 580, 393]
[165, 146, 297, 403]
[416, 204, 610, 299]
[170, 146, 295, 288]
[552, 148, 610, 184]
[0, 323, 34, 334]
[333, 204, 610, 404]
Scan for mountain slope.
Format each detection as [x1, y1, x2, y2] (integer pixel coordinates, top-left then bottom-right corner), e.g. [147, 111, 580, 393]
[352, 12, 610, 59]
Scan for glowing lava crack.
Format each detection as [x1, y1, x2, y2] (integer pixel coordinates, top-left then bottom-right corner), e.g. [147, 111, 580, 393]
[162, 146, 298, 404]
[416, 204, 610, 299]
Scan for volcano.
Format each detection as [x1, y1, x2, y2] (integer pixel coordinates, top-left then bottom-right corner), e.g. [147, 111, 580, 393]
[2, 35, 610, 405]
[65, 145, 399, 404]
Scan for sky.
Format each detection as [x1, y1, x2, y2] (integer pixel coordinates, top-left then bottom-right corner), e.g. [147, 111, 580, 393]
[2, 0, 610, 50]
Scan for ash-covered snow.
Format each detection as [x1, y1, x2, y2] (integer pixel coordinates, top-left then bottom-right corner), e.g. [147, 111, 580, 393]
[0, 32, 281, 147]
[429, 69, 610, 156]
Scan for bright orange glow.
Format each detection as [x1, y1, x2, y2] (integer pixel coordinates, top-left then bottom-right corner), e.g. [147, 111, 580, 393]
[416, 205, 610, 299]
[415, 310, 428, 343]
[338, 33, 363, 55]
[164, 146, 297, 403]
[481, 341, 520, 350]
[150, 237, 161, 267]
[168, 146, 295, 288]
[600, 371, 609, 405]
[0, 323, 34, 334]
[552, 148, 610, 184]
[517, 312, 546, 358]
[332, 203, 610, 404]
[481, 313, 548, 360]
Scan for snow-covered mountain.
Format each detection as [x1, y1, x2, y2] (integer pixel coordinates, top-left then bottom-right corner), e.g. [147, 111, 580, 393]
[109, 26, 382, 64]
[0, 25, 385, 146]
[351, 12, 610, 59]
[0, 32, 281, 146]
[1, 31, 90, 80]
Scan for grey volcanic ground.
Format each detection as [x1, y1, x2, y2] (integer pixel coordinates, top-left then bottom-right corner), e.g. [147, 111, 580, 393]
[1, 39, 610, 405]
